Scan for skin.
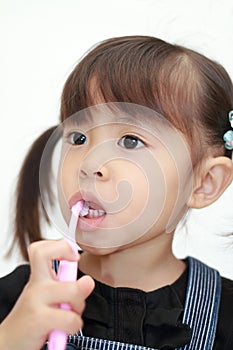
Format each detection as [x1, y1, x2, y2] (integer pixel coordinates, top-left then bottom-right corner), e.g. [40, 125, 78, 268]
[1, 106, 232, 350]
[57, 107, 233, 290]
[0, 240, 94, 350]
[58, 109, 192, 288]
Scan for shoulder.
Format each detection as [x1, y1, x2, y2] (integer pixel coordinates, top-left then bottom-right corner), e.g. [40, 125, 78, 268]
[186, 258, 233, 348]
[0, 264, 30, 322]
[219, 276, 233, 321]
[215, 276, 233, 349]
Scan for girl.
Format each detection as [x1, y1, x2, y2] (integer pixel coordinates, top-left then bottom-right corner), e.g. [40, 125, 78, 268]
[0, 36, 233, 350]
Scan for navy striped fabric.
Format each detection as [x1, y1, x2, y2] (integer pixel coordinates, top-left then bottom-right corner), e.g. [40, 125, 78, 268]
[47, 257, 221, 350]
[177, 258, 221, 350]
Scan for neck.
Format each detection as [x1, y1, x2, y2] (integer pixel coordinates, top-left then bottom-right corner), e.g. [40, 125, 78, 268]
[79, 233, 186, 292]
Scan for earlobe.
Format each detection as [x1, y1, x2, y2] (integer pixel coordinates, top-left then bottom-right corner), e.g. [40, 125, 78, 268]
[188, 156, 233, 209]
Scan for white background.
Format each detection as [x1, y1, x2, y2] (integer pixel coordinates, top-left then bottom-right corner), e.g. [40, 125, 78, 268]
[0, 0, 233, 278]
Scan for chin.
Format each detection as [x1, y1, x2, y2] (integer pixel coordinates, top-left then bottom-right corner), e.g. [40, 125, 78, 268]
[78, 242, 114, 255]
[78, 242, 121, 256]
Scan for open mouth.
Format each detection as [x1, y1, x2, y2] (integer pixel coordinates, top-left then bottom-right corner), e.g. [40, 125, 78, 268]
[80, 200, 106, 219]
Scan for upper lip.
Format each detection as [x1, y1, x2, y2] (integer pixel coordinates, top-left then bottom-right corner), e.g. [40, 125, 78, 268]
[69, 191, 106, 211]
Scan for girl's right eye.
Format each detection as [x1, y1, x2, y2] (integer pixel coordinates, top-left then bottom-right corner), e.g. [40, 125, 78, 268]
[67, 132, 87, 145]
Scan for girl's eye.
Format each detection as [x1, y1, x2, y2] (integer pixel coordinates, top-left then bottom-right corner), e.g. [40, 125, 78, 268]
[118, 135, 145, 149]
[68, 132, 87, 145]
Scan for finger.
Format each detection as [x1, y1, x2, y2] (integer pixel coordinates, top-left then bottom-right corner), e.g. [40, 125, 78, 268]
[77, 275, 95, 300]
[37, 277, 94, 314]
[51, 309, 83, 335]
[28, 240, 79, 281]
[33, 281, 86, 315]
[36, 307, 84, 337]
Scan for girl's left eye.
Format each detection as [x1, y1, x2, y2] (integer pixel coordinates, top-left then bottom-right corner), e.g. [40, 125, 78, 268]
[118, 135, 145, 149]
[67, 132, 87, 145]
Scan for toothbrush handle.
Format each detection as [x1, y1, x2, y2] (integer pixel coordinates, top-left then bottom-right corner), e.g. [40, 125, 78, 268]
[48, 256, 78, 350]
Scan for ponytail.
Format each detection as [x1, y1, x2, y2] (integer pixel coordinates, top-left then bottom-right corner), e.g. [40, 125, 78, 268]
[8, 126, 58, 261]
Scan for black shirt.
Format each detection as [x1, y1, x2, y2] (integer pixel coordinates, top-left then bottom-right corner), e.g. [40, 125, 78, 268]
[0, 261, 233, 349]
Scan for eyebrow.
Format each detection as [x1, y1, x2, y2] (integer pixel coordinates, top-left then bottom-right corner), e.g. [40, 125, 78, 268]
[62, 105, 171, 136]
[64, 111, 163, 125]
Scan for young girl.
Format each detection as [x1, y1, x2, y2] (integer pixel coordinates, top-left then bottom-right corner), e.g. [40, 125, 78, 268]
[0, 36, 233, 350]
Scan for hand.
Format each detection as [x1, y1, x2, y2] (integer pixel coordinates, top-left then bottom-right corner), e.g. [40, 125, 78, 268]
[0, 240, 95, 350]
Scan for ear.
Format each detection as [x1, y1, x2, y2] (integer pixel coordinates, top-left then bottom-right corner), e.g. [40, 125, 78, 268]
[188, 156, 233, 209]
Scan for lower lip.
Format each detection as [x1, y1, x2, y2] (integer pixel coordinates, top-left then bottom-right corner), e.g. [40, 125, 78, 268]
[78, 214, 106, 232]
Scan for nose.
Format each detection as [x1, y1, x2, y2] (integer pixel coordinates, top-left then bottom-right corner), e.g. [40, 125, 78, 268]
[79, 163, 110, 181]
[78, 138, 113, 181]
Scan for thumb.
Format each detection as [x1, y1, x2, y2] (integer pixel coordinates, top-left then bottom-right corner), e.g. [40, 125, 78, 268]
[77, 275, 95, 299]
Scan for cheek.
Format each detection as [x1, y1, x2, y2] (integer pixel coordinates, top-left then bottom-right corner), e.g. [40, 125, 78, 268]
[104, 158, 166, 227]
[119, 163, 149, 220]
[57, 150, 80, 222]
[157, 151, 192, 233]
[124, 151, 180, 234]
[162, 158, 180, 206]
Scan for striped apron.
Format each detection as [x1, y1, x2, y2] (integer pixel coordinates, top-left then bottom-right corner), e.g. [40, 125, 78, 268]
[43, 257, 221, 350]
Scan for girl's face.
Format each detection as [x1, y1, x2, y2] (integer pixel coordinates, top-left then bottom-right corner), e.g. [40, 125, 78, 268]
[58, 103, 193, 253]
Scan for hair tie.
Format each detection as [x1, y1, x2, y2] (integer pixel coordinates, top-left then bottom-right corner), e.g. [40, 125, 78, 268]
[223, 110, 233, 150]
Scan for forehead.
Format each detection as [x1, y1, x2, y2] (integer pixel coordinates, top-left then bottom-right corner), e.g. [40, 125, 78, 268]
[63, 102, 172, 135]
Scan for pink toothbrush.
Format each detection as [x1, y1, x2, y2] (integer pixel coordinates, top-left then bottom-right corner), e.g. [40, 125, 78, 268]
[48, 200, 84, 350]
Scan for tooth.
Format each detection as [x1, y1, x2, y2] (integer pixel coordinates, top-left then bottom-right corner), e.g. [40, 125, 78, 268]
[79, 201, 106, 218]
[89, 209, 94, 218]
[80, 201, 89, 216]
[93, 210, 98, 218]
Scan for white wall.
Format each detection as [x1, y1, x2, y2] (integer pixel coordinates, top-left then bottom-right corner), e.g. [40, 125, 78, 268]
[1, 0, 233, 277]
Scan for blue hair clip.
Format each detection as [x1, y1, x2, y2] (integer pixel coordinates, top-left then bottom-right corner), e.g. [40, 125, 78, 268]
[223, 110, 233, 150]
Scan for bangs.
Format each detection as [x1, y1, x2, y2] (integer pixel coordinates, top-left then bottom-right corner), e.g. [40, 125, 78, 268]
[60, 36, 229, 163]
[60, 36, 200, 132]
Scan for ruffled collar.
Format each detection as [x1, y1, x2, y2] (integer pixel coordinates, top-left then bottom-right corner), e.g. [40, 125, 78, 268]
[78, 263, 191, 349]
